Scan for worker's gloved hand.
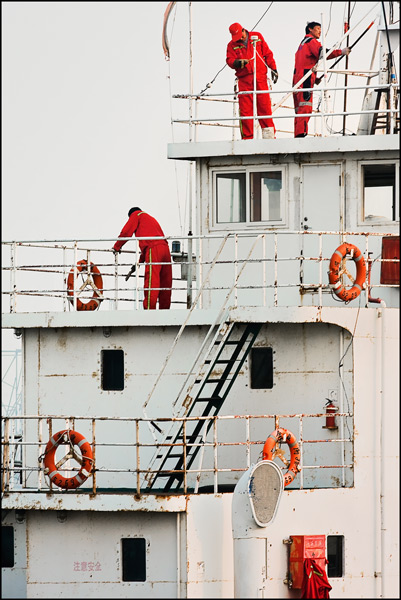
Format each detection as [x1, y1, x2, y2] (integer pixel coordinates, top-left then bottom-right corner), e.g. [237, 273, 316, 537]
[125, 264, 137, 281]
[271, 70, 278, 84]
[341, 47, 351, 56]
[233, 59, 249, 70]
[113, 248, 121, 257]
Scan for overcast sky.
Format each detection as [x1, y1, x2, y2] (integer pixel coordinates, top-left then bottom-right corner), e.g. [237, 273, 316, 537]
[1, 1, 395, 352]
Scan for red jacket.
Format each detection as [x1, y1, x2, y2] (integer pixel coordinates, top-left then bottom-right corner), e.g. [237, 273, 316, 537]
[113, 211, 169, 262]
[226, 30, 277, 79]
[293, 34, 342, 82]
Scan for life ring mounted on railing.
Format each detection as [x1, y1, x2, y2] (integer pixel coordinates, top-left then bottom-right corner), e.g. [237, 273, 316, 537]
[42, 429, 94, 489]
[328, 243, 366, 302]
[67, 259, 103, 311]
[262, 427, 300, 487]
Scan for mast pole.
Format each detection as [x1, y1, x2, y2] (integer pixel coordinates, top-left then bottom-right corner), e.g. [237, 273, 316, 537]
[342, 2, 351, 135]
[187, 1, 193, 308]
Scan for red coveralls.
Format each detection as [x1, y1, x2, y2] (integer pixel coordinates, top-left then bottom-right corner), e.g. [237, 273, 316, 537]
[293, 35, 342, 137]
[113, 211, 172, 310]
[301, 559, 332, 599]
[226, 30, 277, 139]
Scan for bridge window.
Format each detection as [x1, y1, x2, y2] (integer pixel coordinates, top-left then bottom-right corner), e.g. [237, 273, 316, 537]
[216, 172, 246, 223]
[214, 168, 285, 227]
[1, 526, 14, 568]
[250, 347, 274, 389]
[101, 349, 124, 391]
[327, 535, 344, 577]
[362, 162, 398, 222]
[121, 538, 146, 581]
[250, 171, 282, 222]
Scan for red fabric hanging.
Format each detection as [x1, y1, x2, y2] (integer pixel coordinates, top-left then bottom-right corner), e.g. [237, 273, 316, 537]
[301, 558, 332, 599]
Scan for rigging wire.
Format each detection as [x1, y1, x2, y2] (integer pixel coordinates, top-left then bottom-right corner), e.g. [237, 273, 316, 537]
[165, 3, 184, 237]
[338, 298, 362, 440]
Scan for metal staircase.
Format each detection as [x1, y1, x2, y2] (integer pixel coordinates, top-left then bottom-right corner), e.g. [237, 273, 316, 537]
[145, 321, 262, 491]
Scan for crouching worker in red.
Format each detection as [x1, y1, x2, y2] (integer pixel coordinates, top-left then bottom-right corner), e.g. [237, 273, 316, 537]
[293, 21, 350, 137]
[113, 207, 172, 309]
[226, 22, 278, 140]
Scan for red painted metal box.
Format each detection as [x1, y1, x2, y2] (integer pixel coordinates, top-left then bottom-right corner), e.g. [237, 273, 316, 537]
[289, 535, 327, 589]
[380, 236, 400, 285]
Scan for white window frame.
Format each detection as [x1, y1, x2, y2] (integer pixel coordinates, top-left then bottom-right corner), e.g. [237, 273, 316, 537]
[210, 165, 288, 231]
[358, 160, 399, 226]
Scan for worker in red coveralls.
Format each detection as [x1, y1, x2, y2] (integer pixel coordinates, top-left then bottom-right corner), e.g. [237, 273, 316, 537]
[113, 207, 172, 310]
[293, 21, 351, 137]
[226, 22, 278, 140]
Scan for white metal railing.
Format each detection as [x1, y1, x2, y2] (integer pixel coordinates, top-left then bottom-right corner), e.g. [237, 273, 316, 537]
[1, 231, 399, 313]
[1, 412, 354, 496]
[172, 82, 399, 138]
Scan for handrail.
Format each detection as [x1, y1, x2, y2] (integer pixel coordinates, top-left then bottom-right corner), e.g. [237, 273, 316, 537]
[1, 231, 399, 313]
[1, 411, 354, 495]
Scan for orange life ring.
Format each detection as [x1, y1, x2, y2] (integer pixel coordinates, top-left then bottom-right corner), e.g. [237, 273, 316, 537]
[262, 427, 300, 487]
[328, 243, 366, 302]
[67, 259, 103, 311]
[43, 429, 93, 489]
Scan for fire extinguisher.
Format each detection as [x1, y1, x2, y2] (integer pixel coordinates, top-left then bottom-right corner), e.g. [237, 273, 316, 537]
[323, 399, 338, 430]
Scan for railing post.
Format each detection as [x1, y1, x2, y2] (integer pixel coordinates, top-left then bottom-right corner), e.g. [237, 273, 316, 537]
[10, 242, 17, 313]
[136, 419, 140, 494]
[234, 234, 238, 307]
[2, 418, 10, 494]
[318, 233, 323, 307]
[63, 246, 67, 312]
[321, 13, 329, 137]
[262, 234, 266, 307]
[73, 241, 78, 311]
[252, 36, 257, 138]
[114, 250, 119, 310]
[274, 233, 278, 307]
[213, 417, 218, 493]
[92, 419, 97, 495]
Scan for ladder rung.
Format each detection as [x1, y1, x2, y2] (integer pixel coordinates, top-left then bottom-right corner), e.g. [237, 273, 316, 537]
[195, 397, 222, 404]
[205, 359, 234, 364]
[159, 454, 183, 460]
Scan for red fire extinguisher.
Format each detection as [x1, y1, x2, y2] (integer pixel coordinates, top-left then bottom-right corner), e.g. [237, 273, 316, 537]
[323, 399, 338, 430]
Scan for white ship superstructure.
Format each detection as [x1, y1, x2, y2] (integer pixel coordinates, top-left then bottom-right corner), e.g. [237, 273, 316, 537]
[2, 3, 399, 598]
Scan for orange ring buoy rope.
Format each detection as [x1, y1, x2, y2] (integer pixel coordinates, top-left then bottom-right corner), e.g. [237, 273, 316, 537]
[43, 429, 94, 489]
[262, 427, 300, 487]
[67, 259, 103, 311]
[328, 243, 366, 302]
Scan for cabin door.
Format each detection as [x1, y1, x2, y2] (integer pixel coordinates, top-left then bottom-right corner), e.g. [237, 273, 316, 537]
[301, 164, 343, 295]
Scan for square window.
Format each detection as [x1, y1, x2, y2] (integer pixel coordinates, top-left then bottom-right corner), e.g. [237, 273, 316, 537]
[363, 164, 396, 221]
[121, 538, 146, 581]
[216, 173, 246, 223]
[250, 347, 273, 389]
[250, 171, 282, 222]
[101, 349, 124, 391]
[2, 526, 14, 568]
[327, 535, 344, 577]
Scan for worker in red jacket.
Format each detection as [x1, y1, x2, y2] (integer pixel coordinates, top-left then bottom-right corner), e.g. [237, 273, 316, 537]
[293, 21, 351, 137]
[113, 207, 172, 310]
[226, 22, 278, 140]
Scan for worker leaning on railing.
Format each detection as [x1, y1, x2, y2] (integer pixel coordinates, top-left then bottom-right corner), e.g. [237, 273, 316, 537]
[293, 21, 351, 138]
[112, 207, 172, 310]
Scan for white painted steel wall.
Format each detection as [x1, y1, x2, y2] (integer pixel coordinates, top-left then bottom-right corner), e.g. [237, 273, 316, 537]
[196, 150, 399, 309]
